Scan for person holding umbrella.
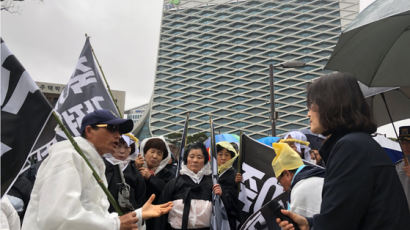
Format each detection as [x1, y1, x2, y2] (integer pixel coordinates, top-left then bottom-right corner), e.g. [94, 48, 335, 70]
[276, 73, 410, 230]
[396, 126, 410, 211]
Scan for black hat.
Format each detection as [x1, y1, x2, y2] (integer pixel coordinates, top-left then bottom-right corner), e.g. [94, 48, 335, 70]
[80, 109, 133, 134]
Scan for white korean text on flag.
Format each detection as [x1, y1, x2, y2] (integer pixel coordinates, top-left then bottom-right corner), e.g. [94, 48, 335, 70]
[27, 37, 119, 164]
[238, 134, 288, 229]
[1, 38, 53, 197]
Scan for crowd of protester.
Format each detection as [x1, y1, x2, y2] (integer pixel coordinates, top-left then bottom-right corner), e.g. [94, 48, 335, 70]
[2, 73, 410, 230]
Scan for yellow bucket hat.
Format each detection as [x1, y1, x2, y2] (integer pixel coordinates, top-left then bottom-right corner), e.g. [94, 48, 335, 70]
[271, 143, 303, 177]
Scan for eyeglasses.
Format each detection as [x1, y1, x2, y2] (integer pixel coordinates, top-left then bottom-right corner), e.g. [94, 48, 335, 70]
[95, 124, 120, 133]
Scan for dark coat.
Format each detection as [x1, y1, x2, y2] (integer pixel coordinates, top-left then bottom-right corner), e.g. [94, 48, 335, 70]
[219, 167, 240, 230]
[145, 164, 176, 230]
[158, 174, 213, 230]
[145, 164, 176, 201]
[310, 132, 410, 230]
[104, 159, 146, 213]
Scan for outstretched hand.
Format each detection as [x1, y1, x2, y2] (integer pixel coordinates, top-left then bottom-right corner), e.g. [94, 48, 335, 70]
[276, 209, 309, 230]
[141, 194, 173, 220]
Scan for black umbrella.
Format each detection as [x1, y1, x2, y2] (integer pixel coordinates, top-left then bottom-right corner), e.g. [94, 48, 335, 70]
[325, 0, 410, 87]
[359, 82, 410, 127]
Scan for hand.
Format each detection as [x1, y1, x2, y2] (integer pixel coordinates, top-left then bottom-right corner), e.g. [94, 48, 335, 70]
[141, 194, 173, 220]
[276, 209, 309, 230]
[213, 184, 222, 196]
[119, 211, 139, 230]
[138, 167, 152, 180]
[135, 155, 145, 169]
[403, 164, 410, 177]
[235, 173, 242, 183]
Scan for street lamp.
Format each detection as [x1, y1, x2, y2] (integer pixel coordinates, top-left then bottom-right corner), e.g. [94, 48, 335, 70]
[270, 60, 306, 136]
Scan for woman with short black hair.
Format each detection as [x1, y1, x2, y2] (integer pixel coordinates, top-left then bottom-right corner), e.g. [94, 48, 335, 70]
[137, 136, 176, 229]
[277, 73, 410, 230]
[158, 142, 222, 230]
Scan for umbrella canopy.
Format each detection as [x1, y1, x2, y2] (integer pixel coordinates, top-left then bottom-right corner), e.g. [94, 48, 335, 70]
[373, 134, 403, 163]
[359, 82, 410, 126]
[256, 136, 281, 147]
[204, 133, 239, 149]
[325, 0, 410, 87]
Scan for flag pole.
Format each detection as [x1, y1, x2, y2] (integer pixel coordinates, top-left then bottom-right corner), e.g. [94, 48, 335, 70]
[51, 111, 124, 215]
[85, 34, 123, 117]
[209, 116, 219, 184]
[237, 131, 243, 192]
[176, 112, 190, 178]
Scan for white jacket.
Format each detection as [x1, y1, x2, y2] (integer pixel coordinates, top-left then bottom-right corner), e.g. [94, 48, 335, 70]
[22, 137, 141, 230]
[289, 177, 323, 217]
[1, 196, 20, 230]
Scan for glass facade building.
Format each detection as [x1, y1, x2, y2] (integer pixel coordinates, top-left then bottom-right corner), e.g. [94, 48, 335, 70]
[148, 0, 359, 139]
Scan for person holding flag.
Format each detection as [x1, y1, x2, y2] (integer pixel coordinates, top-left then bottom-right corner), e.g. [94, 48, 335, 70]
[158, 142, 223, 230]
[216, 141, 241, 229]
[277, 73, 410, 230]
[22, 110, 173, 230]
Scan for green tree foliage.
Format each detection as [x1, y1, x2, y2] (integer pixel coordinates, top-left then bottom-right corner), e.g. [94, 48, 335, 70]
[166, 132, 208, 145]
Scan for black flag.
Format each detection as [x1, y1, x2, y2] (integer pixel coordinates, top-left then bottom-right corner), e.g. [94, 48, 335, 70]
[26, 37, 120, 164]
[1, 39, 53, 197]
[240, 193, 289, 230]
[210, 116, 231, 230]
[175, 112, 189, 177]
[54, 37, 119, 137]
[237, 134, 288, 229]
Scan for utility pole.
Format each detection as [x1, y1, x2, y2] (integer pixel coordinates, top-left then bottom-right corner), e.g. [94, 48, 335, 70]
[269, 64, 276, 137]
[269, 61, 306, 136]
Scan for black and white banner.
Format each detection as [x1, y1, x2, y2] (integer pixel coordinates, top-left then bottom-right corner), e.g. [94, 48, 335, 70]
[26, 37, 119, 164]
[54, 37, 118, 137]
[240, 193, 289, 230]
[238, 134, 287, 229]
[1, 39, 53, 197]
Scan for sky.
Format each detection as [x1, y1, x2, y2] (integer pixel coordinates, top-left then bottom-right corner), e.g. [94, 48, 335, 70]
[1, 0, 407, 137]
